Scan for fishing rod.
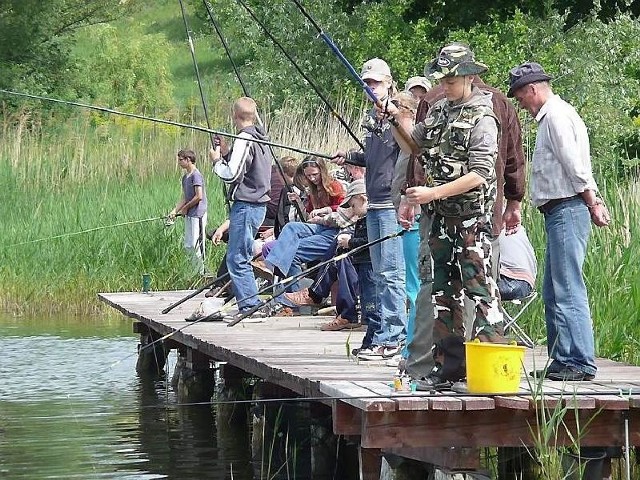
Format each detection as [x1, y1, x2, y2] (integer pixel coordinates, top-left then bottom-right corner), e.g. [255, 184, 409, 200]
[127, 229, 406, 362]
[226, 229, 406, 326]
[289, 0, 415, 148]
[4, 215, 166, 248]
[201, 0, 307, 222]
[0, 89, 333, 160]
[178, 0, 231, 215]
[234, 0, 364, 151]
[161, 251, 261, 314]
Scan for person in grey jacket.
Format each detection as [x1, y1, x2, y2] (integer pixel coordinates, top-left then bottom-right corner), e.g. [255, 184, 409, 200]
[208, 97, 273, 321]
[332, 58, 407, 361]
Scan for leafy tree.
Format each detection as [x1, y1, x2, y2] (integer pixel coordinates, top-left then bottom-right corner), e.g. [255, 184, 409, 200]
[0, 0, 143, 96]
[195, 0, 360, 109]
[79, 25, 175, 113]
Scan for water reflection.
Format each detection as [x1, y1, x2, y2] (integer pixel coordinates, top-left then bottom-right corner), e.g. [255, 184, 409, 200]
[0, 314, 252, 479]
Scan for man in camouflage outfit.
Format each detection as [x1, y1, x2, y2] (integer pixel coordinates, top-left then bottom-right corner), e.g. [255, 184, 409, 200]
[385, 43, 504, 389]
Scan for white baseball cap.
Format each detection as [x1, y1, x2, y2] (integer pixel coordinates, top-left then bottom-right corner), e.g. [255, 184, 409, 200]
[361, 58, 392, 81]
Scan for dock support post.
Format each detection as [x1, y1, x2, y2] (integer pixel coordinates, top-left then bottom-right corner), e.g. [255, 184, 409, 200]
[380, 454, 433, 480]
[134, 322, 167, 375]
[251, 381, 313, 479]
[215, 364, 254, 479]
[497, 447, 537, 480]
[171, 347, 215, 404]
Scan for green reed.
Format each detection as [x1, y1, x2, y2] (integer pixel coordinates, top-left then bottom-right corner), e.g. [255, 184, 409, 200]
[2, 106, 640, 368]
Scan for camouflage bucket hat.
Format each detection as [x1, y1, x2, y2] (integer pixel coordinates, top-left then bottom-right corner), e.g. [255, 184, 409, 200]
[425, 43, 488, 80]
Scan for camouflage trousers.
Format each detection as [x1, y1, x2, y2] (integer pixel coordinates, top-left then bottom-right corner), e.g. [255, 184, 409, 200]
[429, 213, 504, 341]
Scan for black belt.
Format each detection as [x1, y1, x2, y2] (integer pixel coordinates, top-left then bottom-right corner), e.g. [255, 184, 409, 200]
[537, 195, 580, 214]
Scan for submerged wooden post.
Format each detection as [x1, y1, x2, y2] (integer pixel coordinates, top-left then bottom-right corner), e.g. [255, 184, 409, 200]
[171, 346, 215, 404]
[134, 322, 167, 374]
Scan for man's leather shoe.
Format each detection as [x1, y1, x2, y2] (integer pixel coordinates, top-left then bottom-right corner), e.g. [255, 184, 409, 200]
[529, 361, 563, 379]
[547, 366, 595, 382]
[414, 374, 451, 392]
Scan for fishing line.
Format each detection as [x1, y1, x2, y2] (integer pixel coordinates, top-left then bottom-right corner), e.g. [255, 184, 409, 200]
[4, 216, 166, 248]
[201, 0, 307, 221]
[134, 388, 640, 409]
[0, 89, 333, 159]
[178, 0, 231, 215]
[104, 230, 405, 371]
[233, 0, 364, 151]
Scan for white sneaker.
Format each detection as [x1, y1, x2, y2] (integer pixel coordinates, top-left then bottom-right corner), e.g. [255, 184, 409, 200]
[385, 354, 403, 368]
[358, 345, 401, 361]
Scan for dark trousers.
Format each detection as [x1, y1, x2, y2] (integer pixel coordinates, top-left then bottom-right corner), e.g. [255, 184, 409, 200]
[309, 256, 360, 323]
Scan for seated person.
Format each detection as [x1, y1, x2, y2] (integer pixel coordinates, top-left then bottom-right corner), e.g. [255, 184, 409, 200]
[498, 225, 537, 301]
[260, 178, 359, 292]
[283, 180, 378, 333]
[254, 157, 346, 284]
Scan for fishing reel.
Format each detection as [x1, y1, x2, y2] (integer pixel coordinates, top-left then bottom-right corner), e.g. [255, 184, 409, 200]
[361, 112, 384, 138]
[164, 215, 176, 227]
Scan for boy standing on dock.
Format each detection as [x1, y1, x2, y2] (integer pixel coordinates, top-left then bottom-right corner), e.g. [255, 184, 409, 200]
[208, 97, 273, 320]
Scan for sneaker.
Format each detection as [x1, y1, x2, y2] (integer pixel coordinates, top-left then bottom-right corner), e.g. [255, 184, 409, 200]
[320, 316, 361, 331]
[358, 345, 401, 361]
[225, 305, 272, 324]
[283, 289, 322, 307]
[186, 311, 225, 322]
[385, 354, 403, 368]
[251, 259, 273, 280]
[413, 374, 451, 392]
[547, 366, 595, 382]
[351, 346, 367, 357]
[356, 346, 382, 360]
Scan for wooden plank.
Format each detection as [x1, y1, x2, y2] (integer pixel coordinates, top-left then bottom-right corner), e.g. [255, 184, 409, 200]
[333, 400, 362, 436]
[320, 381, 396, 412]
[361, 410, 636, 449]
[430, 395, 463, 411]
[458, 396, 495, 410]
[494, 395, 532, 410]
[386, 447, 481, 470]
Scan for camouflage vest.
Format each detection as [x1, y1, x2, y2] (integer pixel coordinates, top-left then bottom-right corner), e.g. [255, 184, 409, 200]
[419, 101, 498, 218]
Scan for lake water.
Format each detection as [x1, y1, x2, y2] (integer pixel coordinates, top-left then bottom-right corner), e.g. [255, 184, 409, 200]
[0, 314, 256, 479]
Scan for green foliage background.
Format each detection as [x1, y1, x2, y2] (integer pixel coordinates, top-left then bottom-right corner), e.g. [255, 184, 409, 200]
[0, 0, 639, 365]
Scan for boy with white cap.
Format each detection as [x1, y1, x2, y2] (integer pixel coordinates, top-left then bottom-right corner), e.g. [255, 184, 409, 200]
[332, 58, 407, 361]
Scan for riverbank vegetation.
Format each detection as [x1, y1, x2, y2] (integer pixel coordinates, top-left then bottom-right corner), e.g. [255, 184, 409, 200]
[1, 1, 639, 366]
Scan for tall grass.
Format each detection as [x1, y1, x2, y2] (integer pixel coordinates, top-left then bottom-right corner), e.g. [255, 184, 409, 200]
[2, 105, 640, 368]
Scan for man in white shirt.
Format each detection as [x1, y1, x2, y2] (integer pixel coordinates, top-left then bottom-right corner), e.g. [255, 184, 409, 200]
[507, 62, 610, 381]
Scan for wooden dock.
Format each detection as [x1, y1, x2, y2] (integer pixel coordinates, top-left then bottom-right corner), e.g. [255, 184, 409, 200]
[99, 290, 640, 472]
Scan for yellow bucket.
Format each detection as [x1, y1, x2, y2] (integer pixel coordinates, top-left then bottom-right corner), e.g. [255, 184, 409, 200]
[465, 341, 526, 394]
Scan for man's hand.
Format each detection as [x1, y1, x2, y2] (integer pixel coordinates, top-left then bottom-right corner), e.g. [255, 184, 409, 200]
[337, 233, 352, 249]
[209, 146, 221, 165]
[309, 207, 331, 218]
[590, 202, 611, 227]
[405, 186, 436, 205]
[397, 196, 417, 230]
[374, 100, 400, 119]
[260, 227, 274, 240]
[331, 150, 347, 166]
[211, 229, 224, 245]
[502, 200, 522, 235]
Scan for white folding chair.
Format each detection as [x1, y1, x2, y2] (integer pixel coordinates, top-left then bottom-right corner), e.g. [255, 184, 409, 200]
[502, 291, 537, 348]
